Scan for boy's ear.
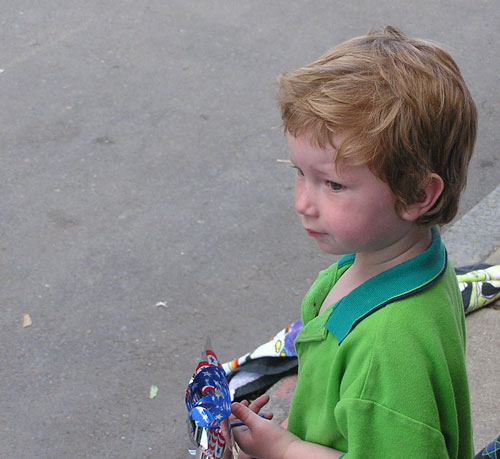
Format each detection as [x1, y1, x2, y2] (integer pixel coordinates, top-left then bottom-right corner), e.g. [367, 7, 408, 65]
[400, 173, 444, 221]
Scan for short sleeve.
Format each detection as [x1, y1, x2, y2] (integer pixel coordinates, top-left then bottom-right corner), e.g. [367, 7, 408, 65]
[334, 398, 449, 458]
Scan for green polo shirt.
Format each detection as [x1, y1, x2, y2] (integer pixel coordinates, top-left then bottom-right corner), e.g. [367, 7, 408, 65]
[287, 228, 473, 458]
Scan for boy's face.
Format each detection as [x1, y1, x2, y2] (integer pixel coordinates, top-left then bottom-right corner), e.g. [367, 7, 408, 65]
[287, 131, 413, 256]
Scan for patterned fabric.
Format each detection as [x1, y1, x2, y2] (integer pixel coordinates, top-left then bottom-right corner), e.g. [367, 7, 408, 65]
[222, 319, 302, 400]
[474, 435, 500, 459]
[458, 265, 500, 314]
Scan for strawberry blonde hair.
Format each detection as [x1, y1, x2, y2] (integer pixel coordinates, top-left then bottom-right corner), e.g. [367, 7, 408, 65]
[278, 26, 477, 225]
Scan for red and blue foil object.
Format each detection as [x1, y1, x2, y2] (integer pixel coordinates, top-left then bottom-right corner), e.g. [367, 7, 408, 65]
[186, 344, 232, 458]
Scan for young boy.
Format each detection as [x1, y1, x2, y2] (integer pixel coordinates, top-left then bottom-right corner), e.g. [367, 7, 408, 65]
[229, 26, 477, 458]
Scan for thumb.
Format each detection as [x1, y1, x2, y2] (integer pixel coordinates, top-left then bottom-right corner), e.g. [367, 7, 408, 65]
[231, 402, 259, 427]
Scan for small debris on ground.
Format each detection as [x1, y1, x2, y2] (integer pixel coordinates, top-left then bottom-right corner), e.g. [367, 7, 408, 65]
[22, 313, 32, 328]
[149, 385, 159, 399]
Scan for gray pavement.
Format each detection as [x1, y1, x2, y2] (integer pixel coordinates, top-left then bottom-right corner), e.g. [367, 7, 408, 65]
[446, 186, 500, 450]
[1, 1, 499, 458]
[467, 245, 500, 451]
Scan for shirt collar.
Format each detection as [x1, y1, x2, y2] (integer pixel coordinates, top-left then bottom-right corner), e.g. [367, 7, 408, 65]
[325, 227, 447, 344]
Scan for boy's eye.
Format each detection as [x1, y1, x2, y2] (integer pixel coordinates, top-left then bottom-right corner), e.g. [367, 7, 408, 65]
[327, 181, 343, 191]
[292, 166, 304, 176]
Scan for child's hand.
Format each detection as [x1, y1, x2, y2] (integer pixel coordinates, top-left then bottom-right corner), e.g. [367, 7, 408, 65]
[219, 417, 233, 458]
[220, 395, 273, 459]
[231, 395, 273, 459]
[239, 394, 274, 421]
[231, 400, 344, 459]
[231, 401, 295, 459]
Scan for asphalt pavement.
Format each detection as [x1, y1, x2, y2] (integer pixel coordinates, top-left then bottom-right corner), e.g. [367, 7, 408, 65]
[1, 1, 499, 458]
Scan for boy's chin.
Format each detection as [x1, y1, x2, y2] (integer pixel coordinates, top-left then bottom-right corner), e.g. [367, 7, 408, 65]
[316, 241, 350, 256]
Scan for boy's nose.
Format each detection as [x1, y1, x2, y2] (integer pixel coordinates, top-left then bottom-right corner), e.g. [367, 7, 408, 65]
[295, 184, 319, 217]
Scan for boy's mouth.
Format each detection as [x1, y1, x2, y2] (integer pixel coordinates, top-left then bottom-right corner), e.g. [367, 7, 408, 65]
[304, 228, 327, 238]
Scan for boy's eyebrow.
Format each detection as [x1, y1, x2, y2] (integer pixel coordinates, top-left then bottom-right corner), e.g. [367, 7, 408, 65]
[289, 155, 341, 176]
[288, 146, 352, 178]
[294, 159, 355, 183]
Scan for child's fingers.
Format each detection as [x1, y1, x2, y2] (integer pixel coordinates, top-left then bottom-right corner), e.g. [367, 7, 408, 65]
[248, 394, 270, 412]
[231, 402, 263, 429]
[231, 395, 272, 426]
[228, 400, 248, 424]
[231, 403, 249, 425]
[220, 418, 234, 450]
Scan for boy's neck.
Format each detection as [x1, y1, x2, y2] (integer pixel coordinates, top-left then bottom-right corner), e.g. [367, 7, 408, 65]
[320, 226, 434, 315]
[351, 225, 433, 278]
